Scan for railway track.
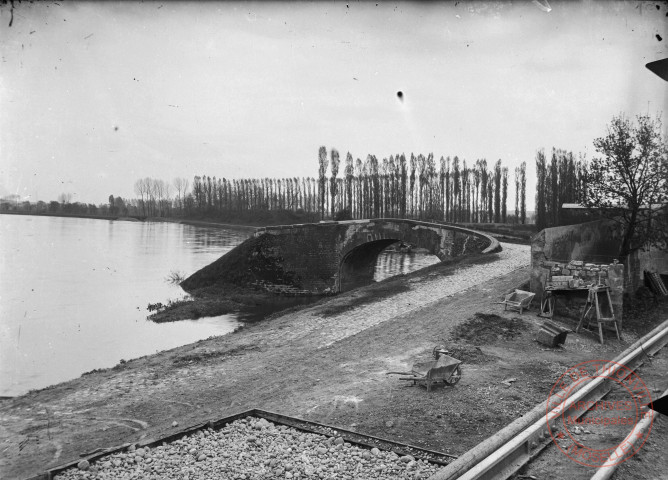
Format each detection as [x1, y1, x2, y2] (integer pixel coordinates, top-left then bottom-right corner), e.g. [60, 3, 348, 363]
[428, 319, 668, 480]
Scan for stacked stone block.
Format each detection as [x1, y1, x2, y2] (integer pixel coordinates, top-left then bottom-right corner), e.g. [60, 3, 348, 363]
[540, 260, 624, 329]
[542, 260, 618, 288]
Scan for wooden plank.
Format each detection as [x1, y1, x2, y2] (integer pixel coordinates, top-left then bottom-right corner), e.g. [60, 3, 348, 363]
[647, 272, 668, 296]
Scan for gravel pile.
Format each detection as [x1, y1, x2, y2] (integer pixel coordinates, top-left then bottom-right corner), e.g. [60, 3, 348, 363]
[55, 417, 442, 480]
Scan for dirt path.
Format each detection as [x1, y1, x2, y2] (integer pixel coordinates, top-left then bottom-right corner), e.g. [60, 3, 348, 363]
[0, 243, 664, 479]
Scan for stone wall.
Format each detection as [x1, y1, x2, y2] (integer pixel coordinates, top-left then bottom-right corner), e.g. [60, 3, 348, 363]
[530, 220, 621, 296]
[253, 223, 349, 294]
[531, 219, 668, 298]
[530, 220, 625, 327]
[536, 259, 624, 328]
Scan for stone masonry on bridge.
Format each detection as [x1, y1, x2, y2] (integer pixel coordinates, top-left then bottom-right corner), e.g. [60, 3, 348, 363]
[251, 219, 500, 294]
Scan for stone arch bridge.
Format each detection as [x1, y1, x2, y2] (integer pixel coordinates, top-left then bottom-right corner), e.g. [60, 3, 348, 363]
[250, 219, 500, 294]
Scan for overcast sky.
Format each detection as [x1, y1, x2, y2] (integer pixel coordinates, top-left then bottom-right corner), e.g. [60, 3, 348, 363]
[0, 1, 666, 207]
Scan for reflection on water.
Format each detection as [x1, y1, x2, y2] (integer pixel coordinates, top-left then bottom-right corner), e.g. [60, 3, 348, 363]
[0, 216, 250, 397]
[0, 217, 441, 396]
[374, 245, 441, 282]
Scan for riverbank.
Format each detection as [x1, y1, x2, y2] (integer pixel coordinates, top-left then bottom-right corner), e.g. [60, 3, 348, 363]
[0, 211, 258, 231]
[151, 217, 257, 231]
[0, 211, 123, 221]
[147, 283, 319, 323]
[150, 243, 492, 324]
[2, 243, 667, 479]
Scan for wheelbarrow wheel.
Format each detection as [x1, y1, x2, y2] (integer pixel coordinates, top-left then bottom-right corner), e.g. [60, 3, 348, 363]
[445, 365, 462, 386]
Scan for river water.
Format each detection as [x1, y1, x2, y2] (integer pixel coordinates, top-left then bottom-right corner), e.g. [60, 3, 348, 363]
[0, 215, 250, 397]
[0, 215, 439, 396]
[374, 247, 440, 282]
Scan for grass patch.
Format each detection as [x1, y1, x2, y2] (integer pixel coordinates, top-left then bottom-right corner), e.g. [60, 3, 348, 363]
[148, 284, 319, 323]
[165, 270, 187, 285]
[148, 297, 239, 323]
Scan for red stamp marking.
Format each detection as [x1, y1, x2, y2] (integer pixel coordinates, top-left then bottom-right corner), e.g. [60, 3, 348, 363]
[546, 359, 654, 468]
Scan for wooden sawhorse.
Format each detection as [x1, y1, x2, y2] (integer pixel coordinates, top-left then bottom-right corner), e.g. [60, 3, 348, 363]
[576, 285, 620, 344]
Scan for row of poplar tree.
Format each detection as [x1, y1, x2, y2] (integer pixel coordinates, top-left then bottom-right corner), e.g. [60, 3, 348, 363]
[125, 146, 587, 229]
[534, 148, 589, 231]
[189, 147, 530, 225]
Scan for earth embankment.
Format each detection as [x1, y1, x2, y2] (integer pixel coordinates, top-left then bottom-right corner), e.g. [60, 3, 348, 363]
[180, 234, 299, 294]
[5, 243, 666, 480]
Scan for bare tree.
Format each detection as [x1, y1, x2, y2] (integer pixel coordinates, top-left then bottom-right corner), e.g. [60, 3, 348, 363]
[344, 152, 354, 215]
[514, 166, 520, 222]
[57, 192, 72, 205]
[318, 146, 328, 219]
[493, 159, 502, 223]
[535, 150, 547, 230]
[153, 179, 171, 217]
[501, 166, 508, 223]
[583, 113, 668, 256]
[173, 177, 189, 214]
[520, 161, 527, 224]
[330, 149, 340, 218]
[134, 179, 147, 216]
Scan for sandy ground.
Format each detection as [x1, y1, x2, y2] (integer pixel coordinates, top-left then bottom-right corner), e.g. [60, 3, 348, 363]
[1, 243, 667, 480]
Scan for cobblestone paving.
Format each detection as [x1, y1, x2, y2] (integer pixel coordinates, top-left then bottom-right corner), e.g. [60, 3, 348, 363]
[263, 243, 530, 348]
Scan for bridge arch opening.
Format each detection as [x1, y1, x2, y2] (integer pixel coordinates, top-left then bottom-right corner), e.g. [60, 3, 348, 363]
[374, 244, 442, 283]
[338, 239, 443, 292]
[338, 239, 399, 292]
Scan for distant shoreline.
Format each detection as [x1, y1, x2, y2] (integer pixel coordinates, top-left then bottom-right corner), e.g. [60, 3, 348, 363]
[162, 218, 257, 231]
[0, 210, 121, 221]
[0, 211, 257, 230]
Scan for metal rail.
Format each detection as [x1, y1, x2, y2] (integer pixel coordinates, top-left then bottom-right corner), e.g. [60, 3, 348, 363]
[589, 384, 668, 480]
[428, 319, 668, 480]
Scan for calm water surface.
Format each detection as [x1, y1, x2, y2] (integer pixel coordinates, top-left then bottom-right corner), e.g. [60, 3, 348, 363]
[374, 248, 441, 282]
[0, 215, 250, 396]
[0, 216, 440, 396]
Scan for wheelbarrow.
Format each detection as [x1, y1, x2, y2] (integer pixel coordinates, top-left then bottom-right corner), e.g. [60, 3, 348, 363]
[502, 289, 535, 314]
[387, 346, 462, 392]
